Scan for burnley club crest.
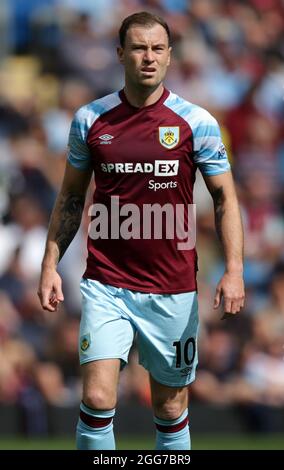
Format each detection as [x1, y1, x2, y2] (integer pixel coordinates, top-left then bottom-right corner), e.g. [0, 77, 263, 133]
[159, 127, 179, 149]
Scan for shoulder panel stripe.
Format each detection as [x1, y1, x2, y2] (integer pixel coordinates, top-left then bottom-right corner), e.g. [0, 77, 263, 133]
[164, 91, 230, 175]
[68, 92, 121, 170]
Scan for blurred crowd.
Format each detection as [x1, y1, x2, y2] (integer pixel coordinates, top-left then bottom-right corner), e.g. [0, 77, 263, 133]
[0, 0, 284, 434]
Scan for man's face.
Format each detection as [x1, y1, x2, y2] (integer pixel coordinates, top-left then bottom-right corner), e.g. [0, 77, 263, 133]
[117, 24, 171, 89]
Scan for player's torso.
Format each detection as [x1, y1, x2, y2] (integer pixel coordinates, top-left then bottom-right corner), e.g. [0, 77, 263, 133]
[87, 89, 196, 206]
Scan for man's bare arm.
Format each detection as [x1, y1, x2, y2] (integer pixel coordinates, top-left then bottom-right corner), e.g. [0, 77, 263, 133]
[203, 171, 245, 315]
[38, 162, 93, 312]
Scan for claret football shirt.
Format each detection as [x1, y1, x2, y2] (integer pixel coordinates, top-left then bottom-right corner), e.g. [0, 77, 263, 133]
[68, 88, 230, 293]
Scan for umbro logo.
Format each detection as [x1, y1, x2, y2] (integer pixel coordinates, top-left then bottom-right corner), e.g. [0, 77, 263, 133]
[99, 134, 114, 145]
[180, 366, 192, 377]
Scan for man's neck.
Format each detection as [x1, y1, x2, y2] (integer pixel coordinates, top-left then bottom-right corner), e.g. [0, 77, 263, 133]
[123, 83, 164, 108]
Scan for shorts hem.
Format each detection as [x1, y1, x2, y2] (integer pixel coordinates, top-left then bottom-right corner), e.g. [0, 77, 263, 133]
[80, 355, 128, 366]
[140, 363, 196, 387]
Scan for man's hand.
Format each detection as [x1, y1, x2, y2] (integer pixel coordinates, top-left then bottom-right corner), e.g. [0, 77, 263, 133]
[214, 272, 245, 316]
[38, 266, 64, 312]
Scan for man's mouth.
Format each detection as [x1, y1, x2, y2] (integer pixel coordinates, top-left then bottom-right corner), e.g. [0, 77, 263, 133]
[141, 67, 156, 73]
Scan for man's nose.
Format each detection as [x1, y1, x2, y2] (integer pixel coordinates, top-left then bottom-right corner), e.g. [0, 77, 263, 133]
[143, 49, 154, 62]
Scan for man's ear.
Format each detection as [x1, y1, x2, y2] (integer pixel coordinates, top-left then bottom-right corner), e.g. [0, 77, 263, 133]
[167, 46, 172, 67]
[117, 47, 124, 64]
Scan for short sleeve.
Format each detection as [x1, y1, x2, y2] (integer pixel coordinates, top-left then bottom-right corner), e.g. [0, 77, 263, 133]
[192, 111, 230, 176]
[67, 109, 91, 170]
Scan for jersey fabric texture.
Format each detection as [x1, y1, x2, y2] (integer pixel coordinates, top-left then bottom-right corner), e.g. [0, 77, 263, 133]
[68, 88, 230, 294]
[79, 278, 199, 387]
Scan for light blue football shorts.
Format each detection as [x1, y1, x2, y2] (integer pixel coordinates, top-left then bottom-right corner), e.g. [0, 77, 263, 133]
[79, 278, 199, 387]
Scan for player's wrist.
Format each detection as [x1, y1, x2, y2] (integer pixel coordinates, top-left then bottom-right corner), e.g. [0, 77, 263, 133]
[41, 259, 58, 271]
[225, 263, 243, 275]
